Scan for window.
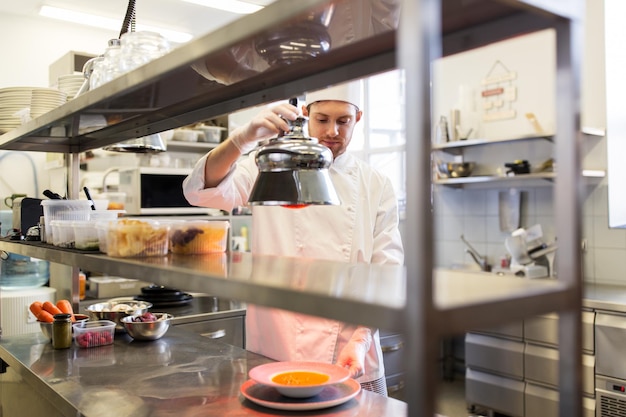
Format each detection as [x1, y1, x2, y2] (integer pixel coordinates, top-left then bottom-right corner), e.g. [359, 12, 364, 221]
[349, 70, 406, 212]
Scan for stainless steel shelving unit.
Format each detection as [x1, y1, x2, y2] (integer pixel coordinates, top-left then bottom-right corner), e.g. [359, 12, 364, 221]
[0, 1, 584, 416]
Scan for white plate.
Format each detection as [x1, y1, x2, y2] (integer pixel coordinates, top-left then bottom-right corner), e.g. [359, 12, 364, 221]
[248, 361, 351, 397]
[240, 378, 361, 411]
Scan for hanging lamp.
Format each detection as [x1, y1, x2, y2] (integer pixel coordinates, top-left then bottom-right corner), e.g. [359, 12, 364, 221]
[248, 99, 339, 207]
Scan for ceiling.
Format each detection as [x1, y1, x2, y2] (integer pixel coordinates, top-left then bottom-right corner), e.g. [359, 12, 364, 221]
[0, 0, 276, 40]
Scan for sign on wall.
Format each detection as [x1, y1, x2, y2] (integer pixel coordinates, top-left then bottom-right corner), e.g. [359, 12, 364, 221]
[433, 29, 556, 141]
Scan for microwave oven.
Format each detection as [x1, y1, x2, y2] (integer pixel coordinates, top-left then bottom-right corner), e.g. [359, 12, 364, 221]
[118, 167, 214, 215]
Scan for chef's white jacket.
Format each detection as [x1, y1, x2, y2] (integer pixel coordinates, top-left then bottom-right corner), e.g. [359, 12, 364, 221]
[183, 151, 404, 384]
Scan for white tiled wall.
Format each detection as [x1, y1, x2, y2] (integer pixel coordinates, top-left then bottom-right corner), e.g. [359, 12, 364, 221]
[433, 186, 556, 272]
[433, 137, 623, 285]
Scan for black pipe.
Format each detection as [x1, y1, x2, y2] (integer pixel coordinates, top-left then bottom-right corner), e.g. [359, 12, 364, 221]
[119, 0, 136, 38]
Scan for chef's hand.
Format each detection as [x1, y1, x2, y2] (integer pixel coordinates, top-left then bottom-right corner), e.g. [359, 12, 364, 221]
[230, 103, 298, 154]
[336, 327, 373, 379]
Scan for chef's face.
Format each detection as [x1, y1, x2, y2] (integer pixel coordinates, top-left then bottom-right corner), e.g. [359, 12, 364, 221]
[303, 101, 362, 159]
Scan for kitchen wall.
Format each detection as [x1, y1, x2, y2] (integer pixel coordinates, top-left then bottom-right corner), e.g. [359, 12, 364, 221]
[433, 0, 622, 285]
[0, 14, 115, 88]
[0, 13, 116, 208]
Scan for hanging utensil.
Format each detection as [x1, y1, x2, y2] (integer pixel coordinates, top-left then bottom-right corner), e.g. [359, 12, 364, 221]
[42, 190, 64, 200]
[83, 187, 96, 210]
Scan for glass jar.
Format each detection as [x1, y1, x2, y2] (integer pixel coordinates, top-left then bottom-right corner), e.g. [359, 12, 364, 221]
[100, 38, 122, 85]
[119, 31, 170, 73]
[88, 56, 106, 90]
[52, 313, 72, 349]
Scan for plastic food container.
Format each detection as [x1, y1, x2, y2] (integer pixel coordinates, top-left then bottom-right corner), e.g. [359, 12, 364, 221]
[73, 220, 100, 251]
[95, 221, 112, 253]
[169, 220, 229, 254]
[106, 219, 169, 257]
[197, 125, 226, 143]
[73, 320, 116, 348]
[41, 200, 92, 243]
[89, 210, 125, 221]
[49, 220, 76, 248]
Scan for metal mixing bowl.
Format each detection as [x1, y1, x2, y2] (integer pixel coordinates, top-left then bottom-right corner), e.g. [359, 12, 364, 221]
[86, 300, 152, 332]
[39, 314, 89, 341]
[437, 162, 475, 178]
[121, 313, 173, 341]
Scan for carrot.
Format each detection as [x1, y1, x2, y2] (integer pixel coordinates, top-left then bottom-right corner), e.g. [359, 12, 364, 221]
[42, 301, 62, 316]
[29, 301, 43, 318]
[37, 310, 54, 323]
[56, 300, 75, 322]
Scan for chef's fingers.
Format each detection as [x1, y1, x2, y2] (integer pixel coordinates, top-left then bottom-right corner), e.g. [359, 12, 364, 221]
[336, 341, 367, 379]
[270, 102, 298, 120]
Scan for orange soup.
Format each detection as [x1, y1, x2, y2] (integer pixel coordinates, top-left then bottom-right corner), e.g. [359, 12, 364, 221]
[272, 371, 330, 386]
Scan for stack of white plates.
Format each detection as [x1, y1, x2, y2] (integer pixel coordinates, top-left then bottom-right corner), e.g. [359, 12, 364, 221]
[0, 86, 32, 133]
[57, 73, 85, 100]
[30, 87, 67, 119]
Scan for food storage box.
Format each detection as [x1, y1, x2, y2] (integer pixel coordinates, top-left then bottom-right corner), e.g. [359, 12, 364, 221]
[95, 221, 112, 253]
[72, 220, 100, 251]
[73, 320, 115, 348]
[105, 219, 169, 257]
[169, 220, 229, 254]
[41, 199, 91, 243]
[89, 210, 125, 221]
[197, 125, 226, 143]
[86, 277, 153, 298]
[49, 220, 76, 248]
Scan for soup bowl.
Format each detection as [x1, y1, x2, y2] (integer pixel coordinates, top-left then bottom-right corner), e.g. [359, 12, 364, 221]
[248, 361, 350, 398]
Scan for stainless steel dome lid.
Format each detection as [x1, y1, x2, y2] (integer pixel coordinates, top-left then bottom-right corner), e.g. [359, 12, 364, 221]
[248, 113, 339, 206]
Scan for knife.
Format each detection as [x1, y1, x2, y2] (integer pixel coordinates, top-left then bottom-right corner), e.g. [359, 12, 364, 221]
[83, 187, 96, 210]
[43, 189, 64, 200]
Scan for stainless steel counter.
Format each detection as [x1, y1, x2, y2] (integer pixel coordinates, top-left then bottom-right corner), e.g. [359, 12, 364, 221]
[0, 327, 406, 417]
[584, 283, 626, 313]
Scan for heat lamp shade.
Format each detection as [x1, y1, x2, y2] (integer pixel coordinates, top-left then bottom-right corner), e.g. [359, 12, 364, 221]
[103, 134, 166, 153]
[248, 169, 340, 206]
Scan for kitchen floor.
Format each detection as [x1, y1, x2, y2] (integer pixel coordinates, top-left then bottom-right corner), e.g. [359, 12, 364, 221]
[436, 378, 491, 417]
[437, 378, 470, 417]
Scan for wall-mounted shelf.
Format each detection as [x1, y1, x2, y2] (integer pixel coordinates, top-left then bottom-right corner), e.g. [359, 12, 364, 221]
[434, 170, 605, 187]
[432, 134, 554, 155]
[165, 141, 218, 153]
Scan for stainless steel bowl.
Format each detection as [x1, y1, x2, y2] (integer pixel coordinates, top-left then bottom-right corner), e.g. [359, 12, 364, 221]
[437, 162, 475, 178]
[39, 314, 89, 341]
[121, 313, 173, 341]
[86, 300, 152, 332]
[39, 321, 53, 340]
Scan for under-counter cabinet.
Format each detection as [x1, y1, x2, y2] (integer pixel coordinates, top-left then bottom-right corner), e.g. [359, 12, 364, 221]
[595, 311, 626, 417]
[466, 310, 596, 417]
[380, 330, 406, 400]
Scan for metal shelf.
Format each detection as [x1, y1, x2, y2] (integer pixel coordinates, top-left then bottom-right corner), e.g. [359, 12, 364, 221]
[0, 240, 569, 335]
[165, 141, 218, 153]
[433, 171, 605, 187]
[432, 134, 554, 155]
[434, 172, 556, 186]
[0, 0, 585, 416]
[0, 0, 396, 153]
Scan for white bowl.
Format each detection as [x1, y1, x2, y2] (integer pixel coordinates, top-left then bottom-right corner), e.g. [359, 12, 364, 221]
[248, 361, 350, 398]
